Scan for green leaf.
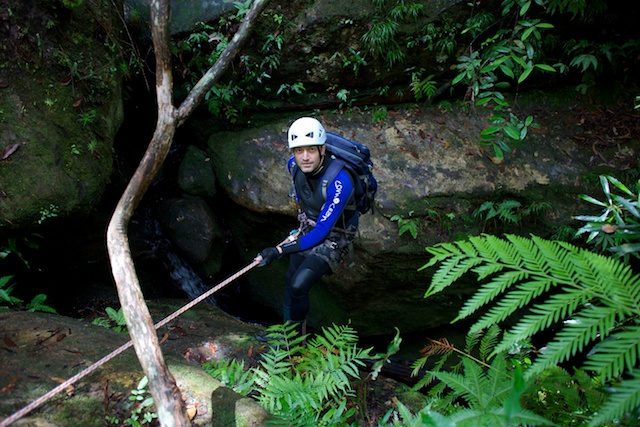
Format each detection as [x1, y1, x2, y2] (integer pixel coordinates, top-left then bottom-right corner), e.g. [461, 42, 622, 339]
[517, 66, 534, 83]
[535, 63, 556, 72]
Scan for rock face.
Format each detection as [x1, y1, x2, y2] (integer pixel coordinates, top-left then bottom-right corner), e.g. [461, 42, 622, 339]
[0, 304, 271, 427]
[0, 0, 124, 230]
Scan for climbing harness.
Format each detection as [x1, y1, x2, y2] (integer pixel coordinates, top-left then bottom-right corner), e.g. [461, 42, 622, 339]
[0, 259, 260, 427]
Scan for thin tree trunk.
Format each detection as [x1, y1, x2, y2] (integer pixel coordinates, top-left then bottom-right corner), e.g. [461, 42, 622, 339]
[106, 0, 269, 425]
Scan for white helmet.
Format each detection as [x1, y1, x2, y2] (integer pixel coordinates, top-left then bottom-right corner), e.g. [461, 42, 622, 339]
[288, 117, 326, 149]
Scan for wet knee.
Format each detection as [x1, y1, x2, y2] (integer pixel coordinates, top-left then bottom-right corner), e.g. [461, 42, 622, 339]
[290, 268, 317, 298]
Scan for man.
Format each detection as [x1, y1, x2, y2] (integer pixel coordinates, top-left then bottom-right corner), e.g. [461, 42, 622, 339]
[255, 117, 358, 336]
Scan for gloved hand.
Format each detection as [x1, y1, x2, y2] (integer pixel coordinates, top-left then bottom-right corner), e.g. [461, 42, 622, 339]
[257, 247, 281, 267]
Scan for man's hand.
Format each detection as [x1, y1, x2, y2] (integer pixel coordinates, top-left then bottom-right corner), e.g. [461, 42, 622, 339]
[256, 247, 281, 267]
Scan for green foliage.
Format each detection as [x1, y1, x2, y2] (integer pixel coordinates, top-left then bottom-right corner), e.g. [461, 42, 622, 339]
[408, 68, 437, 102]
[202, 358, 255, 395]
[362, 0, 426, 66]
[205, 322, 401, 426]
[92, 306, 127, 333]
[383, 326, 552, 426]
[0, 275, 22, 306]
[106, 376, 157, 427]
[473, 199, 551, 232]
[391, 202, 459, 240]
[574, 175, 640, 260]
[474, 200, 523, 226]
[371, 106, 388, 123]
[521, 366, 608, 426]
[0, 236, 56, 314]
[37, 204, 59, 225]
[331, 48, 368, 78]
[420, 234, 640, 425]
[61, 0, 83, 9]
[173, 6, 295, 123]
[26, 293, 57, 314]
[253, 322, 369, 426]
[391, 211, 420, 239]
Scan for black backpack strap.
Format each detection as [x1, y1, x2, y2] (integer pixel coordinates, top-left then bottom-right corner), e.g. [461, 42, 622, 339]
[321, 159, 356, 211]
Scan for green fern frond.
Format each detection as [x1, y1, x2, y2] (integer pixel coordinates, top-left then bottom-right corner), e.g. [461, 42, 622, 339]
[482, 357, 512, 409]
[422, 233, 640, 424]
[427, 256, 485, 297]
[588, 369, 640, 427]
[523, 305, 618, 378]
[584, 325, 640, 381]
[477, 324, 502, 362]
[456, 270, 530, 323]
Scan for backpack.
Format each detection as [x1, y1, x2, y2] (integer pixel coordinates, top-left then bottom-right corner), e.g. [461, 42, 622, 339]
[292, 132, 377, 215]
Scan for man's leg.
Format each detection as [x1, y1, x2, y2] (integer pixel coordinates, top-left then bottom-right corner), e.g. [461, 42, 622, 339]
[286, 255, 331, 322]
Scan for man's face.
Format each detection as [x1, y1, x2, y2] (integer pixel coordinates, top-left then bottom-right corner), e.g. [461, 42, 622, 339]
[293, 145, 325, 173]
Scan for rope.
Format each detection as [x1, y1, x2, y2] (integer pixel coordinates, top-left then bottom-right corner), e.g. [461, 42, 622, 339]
[0, 259, 260, 427]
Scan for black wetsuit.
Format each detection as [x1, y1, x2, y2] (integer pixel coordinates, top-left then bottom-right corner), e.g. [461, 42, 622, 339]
[279, 155, 358, 322]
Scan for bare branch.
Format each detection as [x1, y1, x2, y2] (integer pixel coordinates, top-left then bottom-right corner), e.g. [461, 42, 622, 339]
[106, 0, 270, 425]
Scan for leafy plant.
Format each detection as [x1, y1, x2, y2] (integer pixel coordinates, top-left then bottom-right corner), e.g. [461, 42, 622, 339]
[380, 325, 552, 426]
[371, 105, 388, 123]
[202, 358, 255, 396]
[205, 322, 401, 426]
[78, 109, 96, 127]
[406, 67, 437, 102]
[0, 275, 22, 306]
[37, 204, 59, 225]
[420, 234, 640, 426]
[92, 306, 128, 333]
[362, 0, 425, 67]
[574, 175, 640, 259]
[473, 199, 552, 232]
[253, 322, 369, 426]
[391, 211, 420, 239]
[331, 48, 368, 77]
[121, 376, 157, 426]
[520, 366, 608, 426]
[26, 293, 57, 314]
[474, 200, 523, 227]
[173, 5, 292, 123]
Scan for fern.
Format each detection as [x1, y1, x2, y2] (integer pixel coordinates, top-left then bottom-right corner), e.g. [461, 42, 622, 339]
[430, 356, 554, 426]
[252, 322, 375, 426]
[202, 359, 255, 395]
[420, 234, 640, 426]
[521, 366, 608, 425]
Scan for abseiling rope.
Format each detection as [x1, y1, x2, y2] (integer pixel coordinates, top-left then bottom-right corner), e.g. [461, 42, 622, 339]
[0, 258, 261, 427]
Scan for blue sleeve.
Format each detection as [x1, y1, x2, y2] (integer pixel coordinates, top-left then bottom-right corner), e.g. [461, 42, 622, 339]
[281, 169, 354, 254]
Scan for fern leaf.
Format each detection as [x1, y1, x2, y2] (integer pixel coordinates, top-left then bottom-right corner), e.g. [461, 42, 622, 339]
[422, 241, 471, 269]
[477, 325, 502, 362]
[426, 256, 485, 298]
[483, 356, 512, 410]
[475, 234, 523, 268]
[448, 408, 502, 427]
[433, 357, 495, 410]
[493, 288, 588, 355]
[423, 337, 456, 356]
[530, 235, 575, 282]
[456, 270, 530, 322]
[524, 305, 618, 378]
[588, 370, 640, 427]
[490, 407, 557, 426]
[584, 325, 640, 381]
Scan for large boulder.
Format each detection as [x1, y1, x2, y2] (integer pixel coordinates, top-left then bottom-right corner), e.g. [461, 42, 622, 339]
[0, 0, 124, 230]
[0, 304, 271, 427]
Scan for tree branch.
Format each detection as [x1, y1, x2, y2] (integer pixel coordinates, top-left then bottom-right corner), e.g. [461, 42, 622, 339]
[106, 0, 269, 425]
